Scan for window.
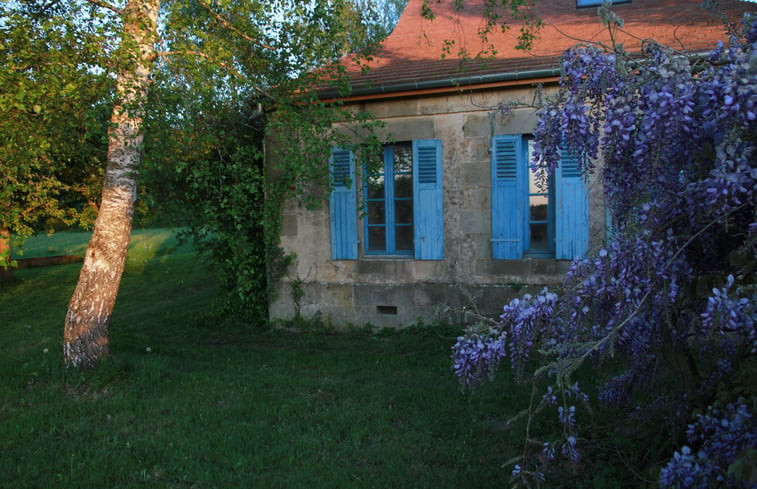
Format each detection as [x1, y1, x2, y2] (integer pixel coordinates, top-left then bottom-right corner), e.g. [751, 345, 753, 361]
[577, 0, 630, 7]
[365, 143, 414, 255]
[491, 135, 588, 260]
[329, 140, 443, 260]
[526, 138, 555, 257]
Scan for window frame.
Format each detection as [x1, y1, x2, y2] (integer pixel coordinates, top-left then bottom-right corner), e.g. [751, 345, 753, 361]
[363, 142, 415, 257]
[491, 134, 588, 261]
[328, 140, 443, 261]
[524, 137, 556, 258]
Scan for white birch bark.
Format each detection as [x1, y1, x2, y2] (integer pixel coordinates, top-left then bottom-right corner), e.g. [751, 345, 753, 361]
[63, 0, 159, 368]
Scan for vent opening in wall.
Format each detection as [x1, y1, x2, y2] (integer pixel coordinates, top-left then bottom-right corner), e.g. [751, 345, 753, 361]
[376, 305, 398, 315]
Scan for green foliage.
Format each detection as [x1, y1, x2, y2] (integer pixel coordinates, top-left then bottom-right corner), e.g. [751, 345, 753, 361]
[142, 97, 271, 323]
[3, 0, 393, 316]
[0, 1, 111, 239]
[130, 0, 389, 323]
[351, 0, 409, 42]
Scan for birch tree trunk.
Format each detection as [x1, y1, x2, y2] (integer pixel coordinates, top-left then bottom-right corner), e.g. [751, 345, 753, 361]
[63, 0, 159, 368]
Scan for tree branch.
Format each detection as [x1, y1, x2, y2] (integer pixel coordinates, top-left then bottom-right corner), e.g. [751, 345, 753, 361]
[157, 50, 277, 102]
[84, 0, 122, 15]
[195, 0, 275, 51]
[545, 21, 614, 52]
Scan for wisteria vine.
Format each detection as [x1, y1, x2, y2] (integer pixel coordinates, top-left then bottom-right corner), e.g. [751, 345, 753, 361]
[453, 11, 757, 489]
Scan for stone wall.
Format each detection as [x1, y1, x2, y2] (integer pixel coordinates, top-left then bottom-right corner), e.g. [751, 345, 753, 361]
[269, 86, 606, 328]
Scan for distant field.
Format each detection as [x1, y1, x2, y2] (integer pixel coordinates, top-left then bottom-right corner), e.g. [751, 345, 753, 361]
[11, 227, 195, 259]
[0, 228, 532, 489]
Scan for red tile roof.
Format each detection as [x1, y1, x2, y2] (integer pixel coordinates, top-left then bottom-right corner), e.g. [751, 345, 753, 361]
[328, 0, 753, 99]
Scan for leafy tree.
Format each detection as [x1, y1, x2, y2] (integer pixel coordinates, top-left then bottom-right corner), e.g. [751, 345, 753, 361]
[452, 10, 756, 488]
[60, 0, 159, 368]
[140, 92, 273, 324]
[138, 1, 390, 325]
[0, 1, 109, 280]
[0, 0, 392, 367]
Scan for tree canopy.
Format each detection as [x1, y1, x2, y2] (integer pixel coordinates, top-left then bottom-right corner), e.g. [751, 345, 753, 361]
[2, 0, 394, 365]
[0, 1, 110, 272]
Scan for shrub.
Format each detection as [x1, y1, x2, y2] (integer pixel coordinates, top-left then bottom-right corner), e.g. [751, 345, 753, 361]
[453, 11, 757, 488]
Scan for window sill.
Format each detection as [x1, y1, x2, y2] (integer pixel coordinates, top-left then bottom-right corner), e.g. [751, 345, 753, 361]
[360, 255, 415, 260]
[523, 254, 556, 260]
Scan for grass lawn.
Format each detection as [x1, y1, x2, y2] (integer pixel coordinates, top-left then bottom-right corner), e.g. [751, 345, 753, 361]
[0, 229, 529, 489]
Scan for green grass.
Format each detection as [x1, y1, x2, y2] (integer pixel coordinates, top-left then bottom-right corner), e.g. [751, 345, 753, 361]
[0, 229, 529, 489]
[11, 227, 195, 259]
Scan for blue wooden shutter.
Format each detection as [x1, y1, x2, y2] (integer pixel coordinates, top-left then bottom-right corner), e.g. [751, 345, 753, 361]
[329, 148, 357, 259]
[491, 135, 524, 259]
[413, 139, 443, 259]
[555, 146, 589, 260]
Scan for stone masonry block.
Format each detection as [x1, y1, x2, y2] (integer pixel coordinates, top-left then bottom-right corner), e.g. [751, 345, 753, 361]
[463, 114, 490, 139]
[383, 118, 435, 142]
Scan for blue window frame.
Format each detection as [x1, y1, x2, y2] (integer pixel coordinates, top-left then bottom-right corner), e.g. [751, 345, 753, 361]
[364, 143, 414, 255]
[329, 140, 443, 260]
[491, 135, 588, 260]
[525, 138, 556, 257]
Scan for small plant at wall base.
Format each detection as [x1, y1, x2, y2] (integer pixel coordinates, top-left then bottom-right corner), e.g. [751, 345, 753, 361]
[452, 10, 757, 489]
[290, 276, 305, 319]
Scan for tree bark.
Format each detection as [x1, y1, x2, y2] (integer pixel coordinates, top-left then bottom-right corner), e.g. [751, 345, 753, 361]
[63, 0, 159, 369]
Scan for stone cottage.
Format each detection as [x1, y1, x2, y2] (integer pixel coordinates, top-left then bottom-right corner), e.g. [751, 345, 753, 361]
[269, 0, 751, 327]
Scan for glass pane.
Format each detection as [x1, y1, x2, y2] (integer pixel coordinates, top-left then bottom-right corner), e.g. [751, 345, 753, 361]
[367, 227, 386, 252]
[395, 173, 413, 198]
[394, 144, 412, 174]
[529, 168, 549, 193]
[529, 223, 550, 250]
[394, 199, 413, 224]
[395, 225, 413, 251]
[530, 194, 549, 221]
[367, 201, 385, 225]
[367, 174, 385, 199]
[528, 138, 550, 194]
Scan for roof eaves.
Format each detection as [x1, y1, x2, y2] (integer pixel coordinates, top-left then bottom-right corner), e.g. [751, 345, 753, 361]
[318, 66, 563, 101]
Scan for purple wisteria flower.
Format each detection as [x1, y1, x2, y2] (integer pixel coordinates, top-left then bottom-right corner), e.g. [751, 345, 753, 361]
[453, 11, 757, 488]
[451, 330, 507, 390]
[660, 401, 757, 489]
